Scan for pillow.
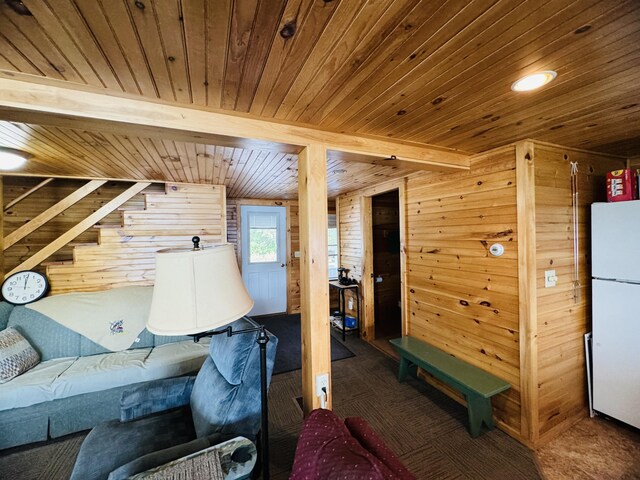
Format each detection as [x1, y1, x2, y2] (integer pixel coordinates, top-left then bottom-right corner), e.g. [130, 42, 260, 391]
[0, 327, 40, 383]
[208, 318, 255, 386]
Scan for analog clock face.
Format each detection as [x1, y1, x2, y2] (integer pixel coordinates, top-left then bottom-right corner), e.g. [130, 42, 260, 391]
[1, 271, 48, 305]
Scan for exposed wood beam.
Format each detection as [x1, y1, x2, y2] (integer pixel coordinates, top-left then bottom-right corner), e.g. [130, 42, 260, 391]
[0, 72, 470, 172]
[4, 180, 107, 249]
[516, 140, 538, 444]
[4, 178, 54, 212]
[5, 182, 150, 278]
[298, 144, 331, 414]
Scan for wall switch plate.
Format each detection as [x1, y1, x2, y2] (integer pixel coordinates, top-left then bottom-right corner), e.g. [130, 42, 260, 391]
[294, 251, 301, 258]
[545, 270, 558, 288]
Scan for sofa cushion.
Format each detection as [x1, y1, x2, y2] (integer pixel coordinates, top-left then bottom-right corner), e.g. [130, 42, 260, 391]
[290, 409, 397, 480]
[0, 341, 209, 411]
[8, 306, 82, 361]
[53, 348, 152, 400]
[0, 327, 41, 383]
[154, 333, 192, 347]
[0, 357, 77, 409]
[0, 302, 14, 330]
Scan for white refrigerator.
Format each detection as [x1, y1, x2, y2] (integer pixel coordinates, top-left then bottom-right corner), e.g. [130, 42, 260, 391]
[591, 200, 640, 429]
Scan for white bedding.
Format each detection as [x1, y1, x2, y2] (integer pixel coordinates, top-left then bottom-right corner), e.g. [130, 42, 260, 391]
[0, 340, 209, 410]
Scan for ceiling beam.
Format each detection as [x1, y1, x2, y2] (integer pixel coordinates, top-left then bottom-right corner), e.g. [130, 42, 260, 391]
[0, 71, 470, 172]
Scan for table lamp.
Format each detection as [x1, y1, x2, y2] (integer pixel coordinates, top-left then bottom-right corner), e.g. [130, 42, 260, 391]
[147, 236, 272, 479]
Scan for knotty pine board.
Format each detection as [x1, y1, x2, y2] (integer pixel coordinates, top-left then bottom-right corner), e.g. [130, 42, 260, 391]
[2, 177, 164, 273]
[405, 146, 521, 436]
[532, 142, 624, 442]
[12, 181, 226, 294]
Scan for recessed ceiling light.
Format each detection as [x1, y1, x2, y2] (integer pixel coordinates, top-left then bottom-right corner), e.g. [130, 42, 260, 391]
[0, 148, 29, 170]
[511, 71, 557, 92]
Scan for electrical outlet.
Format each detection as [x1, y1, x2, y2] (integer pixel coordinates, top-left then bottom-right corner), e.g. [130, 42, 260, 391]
[315, 373, 329, 397]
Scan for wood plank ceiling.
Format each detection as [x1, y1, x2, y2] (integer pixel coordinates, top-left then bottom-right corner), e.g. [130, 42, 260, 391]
[0, 120, 414, 198]
[0, 0, 638, 179]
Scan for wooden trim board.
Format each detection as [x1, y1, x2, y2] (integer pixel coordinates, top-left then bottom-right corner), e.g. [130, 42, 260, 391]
[298, 144, 331, 414]
[516, 140, 538, 444]
[0, 72, 470, 172]
[4, 180, 107, 249]
[6, 182, 151, 277]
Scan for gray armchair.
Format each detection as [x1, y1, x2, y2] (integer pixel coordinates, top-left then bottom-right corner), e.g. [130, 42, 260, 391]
[70, 318, 278, 480]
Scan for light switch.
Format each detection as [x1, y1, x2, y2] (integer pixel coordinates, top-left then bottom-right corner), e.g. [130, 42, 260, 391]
[545, 270, 558, 288]
[294, 251, 301, 258]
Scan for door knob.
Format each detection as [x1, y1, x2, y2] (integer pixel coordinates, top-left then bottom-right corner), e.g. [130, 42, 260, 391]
[281, 263, 286, 267]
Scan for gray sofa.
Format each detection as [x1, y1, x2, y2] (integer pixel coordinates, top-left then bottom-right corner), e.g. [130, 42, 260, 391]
[0, 291, 209, 450]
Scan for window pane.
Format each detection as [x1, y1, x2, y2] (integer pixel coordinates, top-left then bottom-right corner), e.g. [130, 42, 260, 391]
[249, 228, 277, 263]
[328, 227, 338, 246]
[250, 213, 277, 228]
[328, 224, 338, 278]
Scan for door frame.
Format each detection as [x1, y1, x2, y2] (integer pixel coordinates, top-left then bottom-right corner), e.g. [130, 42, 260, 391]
[233, 199, 294, 314]
[354, 179, 409, 341]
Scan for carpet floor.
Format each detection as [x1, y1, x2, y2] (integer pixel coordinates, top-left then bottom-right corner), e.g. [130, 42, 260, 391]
[9, 334, 636, 479]
[255, 313, 354, 375]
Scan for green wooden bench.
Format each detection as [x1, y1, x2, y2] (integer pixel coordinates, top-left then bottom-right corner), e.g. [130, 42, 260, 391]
[389, 336, 510, 438]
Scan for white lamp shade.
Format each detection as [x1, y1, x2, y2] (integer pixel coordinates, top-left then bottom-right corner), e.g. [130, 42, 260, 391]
[147, 243, 254, 335]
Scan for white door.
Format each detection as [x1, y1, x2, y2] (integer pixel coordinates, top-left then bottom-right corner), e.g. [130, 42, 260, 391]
[240, 205, 287, 316]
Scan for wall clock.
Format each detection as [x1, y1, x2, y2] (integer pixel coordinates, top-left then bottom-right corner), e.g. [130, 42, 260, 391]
[1, 270, 49, 305]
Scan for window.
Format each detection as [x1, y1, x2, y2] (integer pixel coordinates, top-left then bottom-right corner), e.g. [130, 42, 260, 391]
[248, 213, 278, 263]
[328, 214, 338, 279]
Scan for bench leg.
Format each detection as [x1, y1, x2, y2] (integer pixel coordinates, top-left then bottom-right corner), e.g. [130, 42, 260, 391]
[398, 357, 417, 382]
[466, 394, 495, 438]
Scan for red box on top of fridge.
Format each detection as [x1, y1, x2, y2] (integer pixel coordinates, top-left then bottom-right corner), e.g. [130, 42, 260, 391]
[606, 169, 637, 202]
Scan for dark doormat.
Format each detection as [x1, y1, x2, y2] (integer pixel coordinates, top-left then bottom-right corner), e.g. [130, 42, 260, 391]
[255, 314, 355, 375]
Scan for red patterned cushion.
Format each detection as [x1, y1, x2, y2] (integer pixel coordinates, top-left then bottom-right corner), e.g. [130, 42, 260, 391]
[345, 417, 415, 479]
[290, 409, 398, 480]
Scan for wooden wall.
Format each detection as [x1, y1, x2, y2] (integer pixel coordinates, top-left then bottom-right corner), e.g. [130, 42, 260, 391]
[227, 199, 301, 314]
[531, 142, 624, 443]
[336, 147, 525, 439]
[3, 178, 225, 294]
[337, 141, 625, 446]
[337, 194, 364, 282]
[336, 193, 365, 328]
[2, 177, 163, 274]
[405, 146, 522, 437]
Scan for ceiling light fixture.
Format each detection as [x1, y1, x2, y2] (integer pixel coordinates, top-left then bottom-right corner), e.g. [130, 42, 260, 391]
[0, 148, 29, 170]
[511, 71, 557, 92]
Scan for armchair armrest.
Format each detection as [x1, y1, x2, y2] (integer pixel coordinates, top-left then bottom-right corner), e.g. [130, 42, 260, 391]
[120, 376, 196, 422]
[108, 436, 256, 480]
